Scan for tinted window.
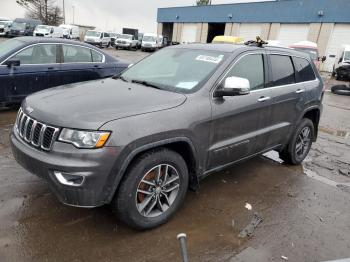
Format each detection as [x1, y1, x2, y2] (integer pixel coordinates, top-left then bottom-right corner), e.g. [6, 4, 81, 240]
[226, 54, 265, 91]
[91, 50, 103, 62]
[62, 45, 92, 63]
[270, 55, 295, 86]
[294, 57, 316, 82]
[14, 44, 57, 64]
[104, 33, 110, 37]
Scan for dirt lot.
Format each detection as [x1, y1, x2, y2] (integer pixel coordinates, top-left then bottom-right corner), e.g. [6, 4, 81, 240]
[1, 37, 350, 262]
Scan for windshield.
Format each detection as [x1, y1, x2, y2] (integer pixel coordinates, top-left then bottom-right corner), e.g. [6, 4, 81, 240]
[344, 51, 350, 61]
[143, 36, 157, 42]
[294, 47, 318, 60]
[0, 21, 10, 26]
[36, 25, 50, 31]
[121, 48, 227, 94]
[86, 31, 101, 37]
[12, 22, 26, 30]
[120, 34, 132, 40]
[0, 38, 24, 57]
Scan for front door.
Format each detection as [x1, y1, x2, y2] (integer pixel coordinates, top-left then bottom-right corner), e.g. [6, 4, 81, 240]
[208, 51, 272, 170]
[2, 44, 59, 103]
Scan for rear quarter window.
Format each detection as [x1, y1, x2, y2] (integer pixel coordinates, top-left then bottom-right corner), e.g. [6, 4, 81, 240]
[293, 57, 316, 82]
[270, 54, 295, 86]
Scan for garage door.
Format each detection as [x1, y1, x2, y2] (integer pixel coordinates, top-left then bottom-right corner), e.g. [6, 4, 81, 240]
[322, 24, 350, 72]
[181, 24, 197, 43]
[238, 24, 262, 42]
[277, 24, 309, 46]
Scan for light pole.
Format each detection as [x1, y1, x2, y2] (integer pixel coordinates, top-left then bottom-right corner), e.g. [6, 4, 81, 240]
[62, 0, 65, 24]
[72, 5, 75, 24]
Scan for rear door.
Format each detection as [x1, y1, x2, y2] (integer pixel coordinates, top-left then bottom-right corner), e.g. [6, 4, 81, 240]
[208, 51, 273, 170]
[265, 53, 304, 147]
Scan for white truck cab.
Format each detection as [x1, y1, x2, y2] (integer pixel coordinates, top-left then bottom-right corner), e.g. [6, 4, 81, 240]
[34, 25, 63, 38]
[141, 33, 164, 51]
[0, 20, 12, 36]
[84, 30, 111, 48]
[59, 24, 80, 40]
[333, 45, 350, 80]
[115, 34, 138, 50]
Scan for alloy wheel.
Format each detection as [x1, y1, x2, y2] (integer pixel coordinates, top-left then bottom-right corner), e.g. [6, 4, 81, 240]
[135, 164, 180, 218]
[295, 126, 311, 158]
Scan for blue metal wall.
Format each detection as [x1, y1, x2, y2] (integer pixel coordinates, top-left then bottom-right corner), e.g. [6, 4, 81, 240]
[157, 0, 350, 23]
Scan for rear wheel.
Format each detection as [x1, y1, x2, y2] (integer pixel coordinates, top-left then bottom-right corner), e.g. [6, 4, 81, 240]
[112, 148, 189, 230]
[279, 118, 314, 165]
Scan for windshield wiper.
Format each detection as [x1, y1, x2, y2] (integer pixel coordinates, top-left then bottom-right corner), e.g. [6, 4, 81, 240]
[112, 75, 128, 82]
[131, 79, 163, 90]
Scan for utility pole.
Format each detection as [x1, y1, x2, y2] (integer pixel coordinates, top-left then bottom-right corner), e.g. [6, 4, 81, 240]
[62, 0, 65, 24]
[72, 5, 75, 24]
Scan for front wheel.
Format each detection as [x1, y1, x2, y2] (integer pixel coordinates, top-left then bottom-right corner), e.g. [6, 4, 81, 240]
[279, 118, 314, 165]
[112, 148, 189, 230]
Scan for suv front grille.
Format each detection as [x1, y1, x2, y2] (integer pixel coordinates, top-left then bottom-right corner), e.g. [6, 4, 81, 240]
[15, 108, 60, 151]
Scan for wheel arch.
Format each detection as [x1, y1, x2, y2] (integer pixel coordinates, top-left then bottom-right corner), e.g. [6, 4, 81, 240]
[301, 107, 321, 141]
[107, 137, 200, 203]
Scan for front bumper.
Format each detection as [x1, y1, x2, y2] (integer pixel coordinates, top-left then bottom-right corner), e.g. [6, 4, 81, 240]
[141, 46, 157, 51]
[10, 128, 120, 207]
[116, 43, 132, 48]
[84, 41, 101, 46]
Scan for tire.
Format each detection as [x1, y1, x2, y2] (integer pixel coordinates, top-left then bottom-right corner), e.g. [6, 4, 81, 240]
[112, 148, 189, 230]
[331, 85, 350, 96]
[279, 118, 314, 165]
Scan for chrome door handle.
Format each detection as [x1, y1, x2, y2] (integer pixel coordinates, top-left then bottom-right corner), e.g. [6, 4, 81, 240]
[257, 96, 271, 102]
[296, 89, 305, 94]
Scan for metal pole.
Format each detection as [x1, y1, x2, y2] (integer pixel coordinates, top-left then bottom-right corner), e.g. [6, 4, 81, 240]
[177, 233, 189, 262]
[62, 0, 65, 24]
[72, 5, 75, 24]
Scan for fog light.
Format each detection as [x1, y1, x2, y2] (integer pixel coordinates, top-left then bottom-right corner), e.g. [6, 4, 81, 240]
[54, 171, 85, 186]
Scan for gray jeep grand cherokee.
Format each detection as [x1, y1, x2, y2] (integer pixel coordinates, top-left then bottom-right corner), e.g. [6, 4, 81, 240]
[11, 42, 323, 229]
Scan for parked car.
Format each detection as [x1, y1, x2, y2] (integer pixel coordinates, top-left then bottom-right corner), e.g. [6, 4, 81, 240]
[9, 18, 42, 37]
[0, 20, 12, 37]
[332, 44, 350, 80]
[59, 24, 80, 40]
[84, 30, 111, 48]
[141, 33, 164, 51]
[115, 34, 138, 50]
[34, 25, 64, 38]
[10, 42, 323, 230]
[109, 33, 119, 47]
[137, 32, 143, 49]
[289, 41, 326, 70]
[0, 37, 128, 107]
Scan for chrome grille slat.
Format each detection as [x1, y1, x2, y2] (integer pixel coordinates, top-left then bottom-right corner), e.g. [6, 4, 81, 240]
[14, 108, 60, 151]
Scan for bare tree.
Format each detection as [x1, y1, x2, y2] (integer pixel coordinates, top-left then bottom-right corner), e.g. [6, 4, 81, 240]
[196, 0, 211, 6]
[16, 0, 64, 26]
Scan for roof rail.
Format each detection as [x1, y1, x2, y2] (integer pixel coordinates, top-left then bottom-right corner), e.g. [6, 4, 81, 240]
[244, 36, 268, 48]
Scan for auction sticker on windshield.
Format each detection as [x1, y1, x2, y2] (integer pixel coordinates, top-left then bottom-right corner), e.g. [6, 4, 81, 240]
[196, 54, 224, 64]
[176, 81, 198, 89]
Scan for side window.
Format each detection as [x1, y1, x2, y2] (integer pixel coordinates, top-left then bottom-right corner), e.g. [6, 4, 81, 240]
[293, 57, 316, 82]
[225, 54, 265, 91]
[62, 45, 92, 63]
[270, 55, 295, 86]
[91, 49, 103, 62]
[104, 33, 109, 37]
[13, 44, 57, 64]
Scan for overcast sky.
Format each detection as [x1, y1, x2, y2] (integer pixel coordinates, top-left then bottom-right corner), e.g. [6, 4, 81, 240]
[1, 0, 269, 32]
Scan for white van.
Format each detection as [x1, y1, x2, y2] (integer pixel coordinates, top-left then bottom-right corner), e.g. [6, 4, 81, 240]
[84, 30, 111, 48]
[0, 20, 12, 36]
[333, 45, 350, 80]
[141, 33, 164, 51]
[34, 25, 64, 38]
[59, 24, 79, 40]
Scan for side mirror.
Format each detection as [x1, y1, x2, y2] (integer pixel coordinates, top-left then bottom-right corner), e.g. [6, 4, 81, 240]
[5, 59, 20, 68]
[321, 56, 326, 62]
[339, 57, 343, 63]
[214, 76, 250, 98]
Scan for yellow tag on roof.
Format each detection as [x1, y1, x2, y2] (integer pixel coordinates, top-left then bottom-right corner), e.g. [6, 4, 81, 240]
[212, 35, 244, 44]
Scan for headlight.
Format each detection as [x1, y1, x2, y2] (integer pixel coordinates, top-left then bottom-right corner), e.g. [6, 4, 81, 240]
[58, 128, 111, 149]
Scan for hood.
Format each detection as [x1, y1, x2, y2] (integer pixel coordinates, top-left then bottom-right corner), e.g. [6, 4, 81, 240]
[119, 38, 132, 42]
[23, 78, 187, 130]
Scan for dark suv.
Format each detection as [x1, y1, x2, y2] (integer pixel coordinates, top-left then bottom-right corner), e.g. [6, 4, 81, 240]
[11, 43, 323, 229]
